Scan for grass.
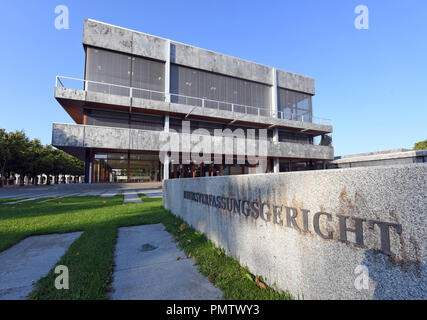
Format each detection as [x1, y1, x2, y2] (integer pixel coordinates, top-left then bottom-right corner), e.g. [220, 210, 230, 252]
[0, 198, 26, 204]
[0, 194, 292, 300]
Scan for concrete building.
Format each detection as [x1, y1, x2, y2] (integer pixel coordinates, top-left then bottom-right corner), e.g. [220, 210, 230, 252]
[330, 149, 427, 168]
[52, 19, 334, 183]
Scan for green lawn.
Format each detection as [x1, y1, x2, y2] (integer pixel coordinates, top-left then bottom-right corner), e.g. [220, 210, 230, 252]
[0, 195, 292, 300]
[0, 198, 26, 204]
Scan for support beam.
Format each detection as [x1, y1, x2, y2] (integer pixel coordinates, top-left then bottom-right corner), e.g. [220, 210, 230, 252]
[127, 152, 130, 183]
[163, 155, 170, 180]
[185, 105, 198, 118]
[273, 128, 279, 142]
[164, 39, 171, 103]
[271, 68, 278, 118]
[273, 158, 279, 173]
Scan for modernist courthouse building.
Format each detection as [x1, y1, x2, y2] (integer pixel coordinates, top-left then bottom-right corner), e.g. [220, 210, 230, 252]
[52, 19, 334, 183]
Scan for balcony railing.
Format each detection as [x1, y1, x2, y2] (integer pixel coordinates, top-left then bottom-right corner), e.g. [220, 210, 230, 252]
[55, 76, 332, 126]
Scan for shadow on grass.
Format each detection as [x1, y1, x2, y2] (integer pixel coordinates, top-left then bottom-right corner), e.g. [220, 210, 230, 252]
[1, 194, 292, 300]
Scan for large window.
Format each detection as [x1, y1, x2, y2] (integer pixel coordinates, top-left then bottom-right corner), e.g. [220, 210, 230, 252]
[84, 109, 164, 131]
[93, 152, 160, 183]
[170, 64, 271, 115]
[86, 47, 165, 100]
[85, 109, 130, 128]
[278, 130, 313, 145]
[277, 88, 312, 122]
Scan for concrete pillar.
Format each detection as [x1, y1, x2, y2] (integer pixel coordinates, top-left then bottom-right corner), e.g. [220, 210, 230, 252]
[84, 149, 91, 184]
[273, 128, 279, 142]
[89, 164, 92, 184]
[164, 39, 171, 103]
[271, 68, 278, 118]
[274, 158, 280, 173]
[163, 111, 170, 181]
[272, 126, 279, 174]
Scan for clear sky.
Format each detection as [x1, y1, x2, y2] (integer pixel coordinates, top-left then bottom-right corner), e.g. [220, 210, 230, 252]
[0, 0, 426, 156]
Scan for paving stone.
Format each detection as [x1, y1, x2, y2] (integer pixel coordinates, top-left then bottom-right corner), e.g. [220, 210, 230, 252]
[0, 232, 83, 300]
[110, 224, 223, 300]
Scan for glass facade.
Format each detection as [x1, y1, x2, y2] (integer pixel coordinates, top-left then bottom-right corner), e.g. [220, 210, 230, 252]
[277, 88, 313, 122]
[278, 130, 313, 144]
[170, 64, 271, 115]
[84, 109, 164, 131]
[93, 152, 161, 183]
[85, 47, 165, 100]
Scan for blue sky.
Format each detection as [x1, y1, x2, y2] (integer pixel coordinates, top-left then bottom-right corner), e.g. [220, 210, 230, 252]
[0, 0, 426, 155]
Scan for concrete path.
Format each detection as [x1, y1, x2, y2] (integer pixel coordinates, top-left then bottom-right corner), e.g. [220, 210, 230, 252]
[100, 191, 120, 198]
[123, 190, 143, 203]
[142, 190, 163, 198]
[0, 232, 83, 300]
[1, 184, 162, 204]
[110, 224, 223, 300]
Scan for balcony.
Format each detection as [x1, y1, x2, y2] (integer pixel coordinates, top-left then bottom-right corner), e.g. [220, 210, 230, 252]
[55, 76, 333, 135]
[52, 123, 334, 161]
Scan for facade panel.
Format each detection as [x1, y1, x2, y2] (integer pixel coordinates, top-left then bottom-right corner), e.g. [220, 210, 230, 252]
[86, 47, 165, 100]
[170, 64, 271, 114]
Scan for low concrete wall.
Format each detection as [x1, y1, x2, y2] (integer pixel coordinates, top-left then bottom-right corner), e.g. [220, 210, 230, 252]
[163, 164, 427, 299]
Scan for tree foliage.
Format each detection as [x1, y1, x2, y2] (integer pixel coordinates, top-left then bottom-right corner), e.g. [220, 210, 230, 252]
[0, 129, 84, 187]
[414, 140, 427, 151]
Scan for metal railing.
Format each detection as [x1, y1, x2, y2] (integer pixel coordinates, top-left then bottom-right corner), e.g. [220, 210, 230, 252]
[55, 76, 166, 101]
[169, 93, 272, 118]
[55, 76, 332, 126]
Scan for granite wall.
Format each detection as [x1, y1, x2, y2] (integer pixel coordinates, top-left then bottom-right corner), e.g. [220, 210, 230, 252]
[163, 164, 427, 299]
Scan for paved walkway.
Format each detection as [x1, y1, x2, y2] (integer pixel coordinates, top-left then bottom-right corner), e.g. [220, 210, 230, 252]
[0, 232, 82, 300]
[123, 190, 143, 203]
[0, 183, 162, 204]
[110, 224, 223, 300]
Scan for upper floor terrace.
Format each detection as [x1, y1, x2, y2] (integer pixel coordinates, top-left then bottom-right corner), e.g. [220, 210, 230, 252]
[55, 19, 333, 137]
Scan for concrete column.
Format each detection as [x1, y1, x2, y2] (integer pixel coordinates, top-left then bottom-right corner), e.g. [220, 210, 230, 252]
[84, 149, 91, 184]
[274, 158, 280, 173]
[89, 163, 92, 184]
[273, 128, 279, 142]
[163, 112, 170, 181]
[273, 126, 280, 173]
[271, 68, 278, 118]
[164, 39, 171, 103]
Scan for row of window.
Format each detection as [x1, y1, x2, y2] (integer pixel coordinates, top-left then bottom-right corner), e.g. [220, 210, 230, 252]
[170, 64, 271, 111]
[85, 47, 313, 121]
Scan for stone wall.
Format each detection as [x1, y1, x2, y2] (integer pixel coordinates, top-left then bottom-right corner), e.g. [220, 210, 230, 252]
[163, 164, 427, 299]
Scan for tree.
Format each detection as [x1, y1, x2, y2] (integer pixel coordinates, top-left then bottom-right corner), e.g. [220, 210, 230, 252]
[320, 134, 333, 147]
[414, 140, 427, 151]
[38, 145, 54, 184]
[0, 129, 10, 187]
[0, 129, 84, 186]
[7, 130, 31, 186]
[68, 156, 84, 182]
[26, 139, 44, 185]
